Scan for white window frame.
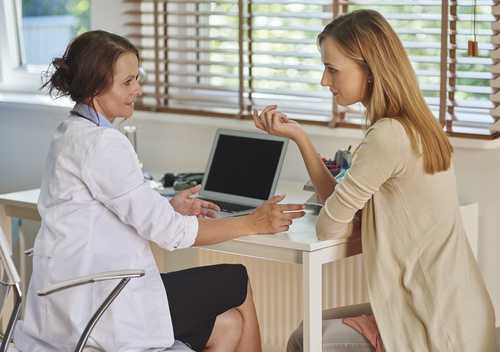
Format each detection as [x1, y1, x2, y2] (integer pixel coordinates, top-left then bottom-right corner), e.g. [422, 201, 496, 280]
[0, 0, 48, 93]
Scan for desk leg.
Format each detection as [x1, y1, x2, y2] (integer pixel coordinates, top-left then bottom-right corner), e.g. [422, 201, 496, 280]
[303, 251, 322, 352]
[11, 218, 27, 294]
[0, 206, 13, 331]
[0, 205, 12, 241]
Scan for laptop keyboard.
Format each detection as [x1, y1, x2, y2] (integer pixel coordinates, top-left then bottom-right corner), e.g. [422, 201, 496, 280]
[204, 199, 255, 213]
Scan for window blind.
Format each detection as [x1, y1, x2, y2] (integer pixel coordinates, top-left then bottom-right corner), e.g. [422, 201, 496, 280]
[340, 0, 496, 137]
[446, 0, 495, 137]
[124, 0, 244, 118]
[124, 0, 498, 138]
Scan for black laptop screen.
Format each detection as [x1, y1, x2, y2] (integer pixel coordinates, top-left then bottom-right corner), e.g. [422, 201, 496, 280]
[204, 134, 284, 200]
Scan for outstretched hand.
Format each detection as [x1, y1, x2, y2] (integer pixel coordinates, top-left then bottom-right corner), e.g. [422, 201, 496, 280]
[250, 194, 305, 234]
[170, 185, 220, 218]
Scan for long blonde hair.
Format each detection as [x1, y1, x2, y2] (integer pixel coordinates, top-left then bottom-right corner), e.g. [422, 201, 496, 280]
[318, 10, 453, 174]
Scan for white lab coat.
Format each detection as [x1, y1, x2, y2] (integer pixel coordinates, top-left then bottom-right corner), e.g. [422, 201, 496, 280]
[14, 115, 198, 351]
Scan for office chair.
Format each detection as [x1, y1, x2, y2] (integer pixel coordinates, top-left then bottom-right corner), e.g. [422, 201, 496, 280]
[0, 228, 193, 351]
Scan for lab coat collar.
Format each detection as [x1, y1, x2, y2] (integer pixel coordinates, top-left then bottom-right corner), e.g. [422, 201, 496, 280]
[71, 103, 114, 129]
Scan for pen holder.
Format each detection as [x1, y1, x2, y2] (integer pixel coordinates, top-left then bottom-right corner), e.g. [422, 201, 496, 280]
[303, 146, 353, 208]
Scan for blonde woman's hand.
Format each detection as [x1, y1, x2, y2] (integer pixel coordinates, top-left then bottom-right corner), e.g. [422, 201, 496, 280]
[248, 194, 305, 234]
[170, 185, 220, 218]
[253, 105, 305, 142]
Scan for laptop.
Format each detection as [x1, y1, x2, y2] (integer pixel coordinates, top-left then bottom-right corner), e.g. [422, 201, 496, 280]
[199, 129, 289, 217]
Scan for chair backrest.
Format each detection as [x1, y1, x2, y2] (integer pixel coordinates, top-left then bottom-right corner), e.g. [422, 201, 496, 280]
[0, 228, 22, 352]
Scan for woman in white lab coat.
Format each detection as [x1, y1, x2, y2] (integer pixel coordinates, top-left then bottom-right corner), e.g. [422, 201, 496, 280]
[14, 30, 305, 352]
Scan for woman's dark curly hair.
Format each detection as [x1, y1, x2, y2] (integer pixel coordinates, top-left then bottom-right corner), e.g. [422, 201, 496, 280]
[42, 30, 139, 104]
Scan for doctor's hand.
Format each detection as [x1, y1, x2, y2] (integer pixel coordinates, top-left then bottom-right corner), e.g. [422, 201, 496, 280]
[170, 185, 220, 218]
[253, 105, 305, 142]
[248, 194, 305, 234]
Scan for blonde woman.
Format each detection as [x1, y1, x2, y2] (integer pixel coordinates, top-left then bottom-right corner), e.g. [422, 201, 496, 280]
[254, 10, 496, 352]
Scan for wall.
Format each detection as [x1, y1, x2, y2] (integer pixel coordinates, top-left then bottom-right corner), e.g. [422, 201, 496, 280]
[0, 101, 499, 327]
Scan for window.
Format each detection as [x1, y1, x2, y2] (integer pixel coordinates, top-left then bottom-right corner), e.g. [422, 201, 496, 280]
[345, 0, 496, 137]
[124, 0, 498, 139]
[21, 0, 90, 66]
[0, 0, 90, 92]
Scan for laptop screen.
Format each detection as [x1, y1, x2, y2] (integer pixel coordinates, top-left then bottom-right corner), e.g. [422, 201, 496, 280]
[204, 134, 285, 200]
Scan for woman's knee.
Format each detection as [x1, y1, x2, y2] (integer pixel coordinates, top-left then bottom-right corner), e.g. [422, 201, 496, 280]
[217, 308, 244, 339]
[207, 308, 243, 350]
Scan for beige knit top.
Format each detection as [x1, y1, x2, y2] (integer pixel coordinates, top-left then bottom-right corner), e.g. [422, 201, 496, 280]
[317, 118, 496, 351]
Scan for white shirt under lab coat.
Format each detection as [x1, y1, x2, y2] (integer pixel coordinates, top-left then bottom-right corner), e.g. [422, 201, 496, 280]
[14, 112, 198, 351]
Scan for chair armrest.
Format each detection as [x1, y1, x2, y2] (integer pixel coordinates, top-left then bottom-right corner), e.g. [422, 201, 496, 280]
[37, 270, 145, 296]
[322, 302, 372, 320]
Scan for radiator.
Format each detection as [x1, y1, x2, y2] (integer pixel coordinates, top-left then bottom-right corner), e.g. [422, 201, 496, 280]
[197, 251, 369, 352]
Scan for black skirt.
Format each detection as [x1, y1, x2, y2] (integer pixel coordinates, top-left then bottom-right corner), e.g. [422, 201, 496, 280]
[161, 264, 248, 351]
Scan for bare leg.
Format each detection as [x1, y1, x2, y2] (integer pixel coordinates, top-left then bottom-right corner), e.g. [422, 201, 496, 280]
[235, 283, 262, 352]
[204, 308, 243, 352]
[204, 282, 262, 352]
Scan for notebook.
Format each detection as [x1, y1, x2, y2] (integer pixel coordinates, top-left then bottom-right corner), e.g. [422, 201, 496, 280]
[199, 129, 288, 217]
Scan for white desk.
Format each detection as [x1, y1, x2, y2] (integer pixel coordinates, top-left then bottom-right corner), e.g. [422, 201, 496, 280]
[0, 182, 363, 352]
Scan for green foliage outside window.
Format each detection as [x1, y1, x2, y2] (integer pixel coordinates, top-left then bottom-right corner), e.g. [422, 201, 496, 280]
[22, 0, 90, 35]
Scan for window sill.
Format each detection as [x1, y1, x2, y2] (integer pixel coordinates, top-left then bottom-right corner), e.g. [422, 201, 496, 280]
[1, 92, 499, 150]
[0, 91, 72, 111]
